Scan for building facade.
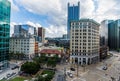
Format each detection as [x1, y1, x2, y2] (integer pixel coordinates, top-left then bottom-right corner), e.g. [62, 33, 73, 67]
[38, 27, 45, 43]
[100, 20, 113, 46]
[100, 46, 108, 61]
[35, 42, 38, 55]
[40, 49, 62, 58]
[70, 19, 100, 65]
[0, 0, 11, 70]
[9, 37, 35, 59]
[108, 19, 120, 50]
[67, 2, 80, 39]
[14, 25, 35, 37]
[62, 34, 67, 39]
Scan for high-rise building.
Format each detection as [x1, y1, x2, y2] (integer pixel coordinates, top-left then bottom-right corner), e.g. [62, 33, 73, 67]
[108, 19, 120, 50]
[0, 0, 11, 70]
[100, 20, 113, 46]
[14, 25, 35, 37]
[67, 2, 80, 39]
[38, 27, 45, 43]
[62, 34, 67, 39]
[70, 19, 100, 65]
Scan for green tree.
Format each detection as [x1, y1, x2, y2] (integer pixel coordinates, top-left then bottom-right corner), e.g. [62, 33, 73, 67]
[47, 58, 56, 68]
[38, 76, 45, 81]
[21, 61, 39, 74]
[9, 51, 14, 60]
[33, 57, 41, 68]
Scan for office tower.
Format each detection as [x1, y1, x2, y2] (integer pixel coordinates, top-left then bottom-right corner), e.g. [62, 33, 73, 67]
[38, 27, 45, 43]
[108, 19, 120, 50]
[62, 34, 67, 39]
[14, 25, 35, 37]
[9, 37, 35, 59]
[100, 20, 113, 46]
[70, 19, 100, 65]
[0, 0, 11, 70]
[67, 2, 80, 39]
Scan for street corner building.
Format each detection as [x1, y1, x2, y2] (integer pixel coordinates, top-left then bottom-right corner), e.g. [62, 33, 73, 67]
[0, 0, 11, 70]
[70, 19, 100, 65]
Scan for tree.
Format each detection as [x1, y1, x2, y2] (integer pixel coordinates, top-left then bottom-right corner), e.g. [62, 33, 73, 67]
[21, 61, 39, 74]
[33, 57, 41, 68]
[39, 55, 48, 66]
[117, 48, 120, 52]
[36, 70, 55, 81]
[37, 75, 45, 81]
[52, 55, 60, 63]
[9, 51, 14, 60]
[47, 58, 56, 68]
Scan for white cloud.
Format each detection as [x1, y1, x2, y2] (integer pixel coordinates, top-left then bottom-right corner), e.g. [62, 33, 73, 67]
[13, 0, 120, 37]
[45, 25, 67, 38]
[93, 0, 120, 22]
[26, 21, 41, 27]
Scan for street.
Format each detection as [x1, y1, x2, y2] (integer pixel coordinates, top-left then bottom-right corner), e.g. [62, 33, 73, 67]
[0, 61, 22, 80]
[55, 51, 120, 81]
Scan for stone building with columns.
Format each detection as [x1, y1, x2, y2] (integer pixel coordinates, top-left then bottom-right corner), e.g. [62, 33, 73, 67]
[70, 19, 100, 65]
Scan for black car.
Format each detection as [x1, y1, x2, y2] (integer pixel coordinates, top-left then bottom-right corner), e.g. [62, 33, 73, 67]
[70, 68, 75, 71]
[11, 65, 19, 70]
[102, 66, 107, 70]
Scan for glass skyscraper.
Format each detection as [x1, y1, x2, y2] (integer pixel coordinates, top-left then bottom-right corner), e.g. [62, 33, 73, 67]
[67, 2, 80, 39]
[108, 19, 120, 50]
[0, 0, 11, 70]
[100, 20, 113, 46]
[14, 25, 35, 37]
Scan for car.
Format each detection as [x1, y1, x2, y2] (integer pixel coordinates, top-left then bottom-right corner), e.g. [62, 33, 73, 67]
[70, 68, 75, 71]
[14, 65, 19, 68]
[11, 65, 19, 70]
[2, 77, 6, 80]
[68, 73, 73, 78]
[7, 74, 11, 78]
[102, 66, 107, 70]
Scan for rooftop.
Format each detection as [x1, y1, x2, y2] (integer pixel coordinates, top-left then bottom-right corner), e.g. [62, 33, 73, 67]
[40, 49, 61, 55]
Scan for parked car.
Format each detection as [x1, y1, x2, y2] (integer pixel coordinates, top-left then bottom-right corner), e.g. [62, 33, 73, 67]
[68, 73, 73, 78]
[102, 66, 107, 70]
[11, 65, 19, 70]
[70, 68, 75, 71]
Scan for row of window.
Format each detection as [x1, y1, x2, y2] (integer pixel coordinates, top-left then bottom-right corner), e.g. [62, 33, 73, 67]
[71, 46, 99, 49]
[72, 40, 94, 42]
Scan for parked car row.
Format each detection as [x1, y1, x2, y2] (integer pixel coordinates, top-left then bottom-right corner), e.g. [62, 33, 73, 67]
[7, 72, 16, 78]
[1, 72, 17, 80]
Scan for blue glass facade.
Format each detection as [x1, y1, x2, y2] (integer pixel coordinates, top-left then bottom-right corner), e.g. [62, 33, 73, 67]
[14, 25, 35, 37]
[108, 19, 120, 50]
[0, 0, 11, 70]
[67, 2, 80, 39]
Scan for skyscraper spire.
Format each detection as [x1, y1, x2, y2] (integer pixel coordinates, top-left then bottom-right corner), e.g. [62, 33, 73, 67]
[67, 1, 80, 39]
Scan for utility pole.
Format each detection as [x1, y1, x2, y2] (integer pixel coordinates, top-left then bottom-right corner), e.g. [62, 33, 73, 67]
[77, 63, 79, 77]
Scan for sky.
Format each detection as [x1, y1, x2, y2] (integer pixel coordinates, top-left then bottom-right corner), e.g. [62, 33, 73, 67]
[8, 0, 120, 37]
